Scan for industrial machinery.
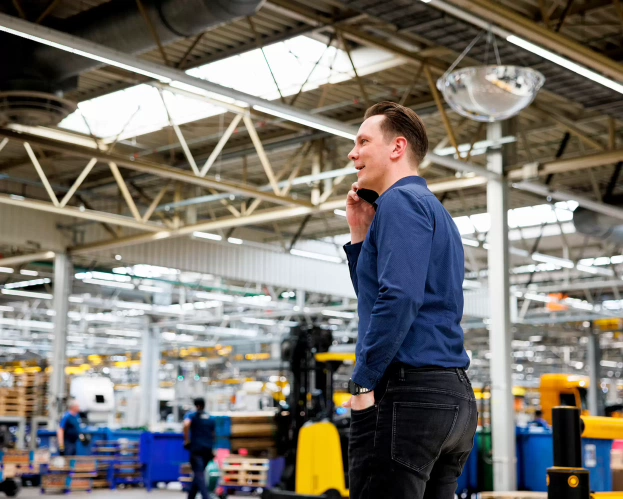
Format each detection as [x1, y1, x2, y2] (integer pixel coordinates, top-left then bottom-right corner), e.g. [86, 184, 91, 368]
[267, 326, 352, 499]
[540, 374, 589, 424]
[70, 376, 115, 425]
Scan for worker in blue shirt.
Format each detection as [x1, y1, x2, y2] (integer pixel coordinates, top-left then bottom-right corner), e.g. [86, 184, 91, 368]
[530, 409, 550, 429]
[57, 400, 82, 456]
[183, 397, 215, 499]
[343, 102, 477, 499]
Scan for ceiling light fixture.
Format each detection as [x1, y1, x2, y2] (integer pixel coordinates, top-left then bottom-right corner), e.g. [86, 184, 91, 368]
[290, 248, 343, 263]
[227, 237, 243, 245]
[19, 269, 38, 276]
[0, 267, 14, 274]
[82, 278, 135, 290]
[193, 231, 223, 241]
[252, 105, 357, 141]
[531, 252, 574, 269]
[1, 289, 53, 299]
[3, 277, 51, 289]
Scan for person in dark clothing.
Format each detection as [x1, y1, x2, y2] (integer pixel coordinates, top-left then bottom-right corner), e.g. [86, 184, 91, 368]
[343, 102, 477, 499]
[184, 397, 216, 499]
[58, 400, 82, 456]
[530, 409, 550, 429]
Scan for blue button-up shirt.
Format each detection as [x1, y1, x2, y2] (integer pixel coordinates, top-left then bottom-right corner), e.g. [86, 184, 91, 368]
[344, 176, 470, 389]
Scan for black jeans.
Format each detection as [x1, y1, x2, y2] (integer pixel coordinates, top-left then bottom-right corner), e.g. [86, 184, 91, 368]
[349, 366, 478, 499]
[64, 440, 78, 456]
[188, 450, 214, 499]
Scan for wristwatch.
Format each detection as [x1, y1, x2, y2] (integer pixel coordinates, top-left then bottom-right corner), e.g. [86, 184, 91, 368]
[348, 378, 372, 395]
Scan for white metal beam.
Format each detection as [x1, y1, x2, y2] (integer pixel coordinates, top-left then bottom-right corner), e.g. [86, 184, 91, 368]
[200, 114, 243, 177]
[24, 142, 60, 207]
[0, 192, 164, 232]
[59, 158, 98, 208]
[243, 114, 281, 195]
[108, 161, 142, 221]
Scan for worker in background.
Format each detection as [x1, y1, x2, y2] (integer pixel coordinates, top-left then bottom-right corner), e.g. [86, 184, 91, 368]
[184, 397, 216, 499]
[343, 101, 477, 499]
[530, 409, 550, 429]
[57, 400, 82, 456]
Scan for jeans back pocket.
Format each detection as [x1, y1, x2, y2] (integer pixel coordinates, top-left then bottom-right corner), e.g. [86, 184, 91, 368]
[391, 401, 459, 472]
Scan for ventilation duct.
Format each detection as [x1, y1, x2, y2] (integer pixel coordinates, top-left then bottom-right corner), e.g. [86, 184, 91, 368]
[0, 0, 264, 125]
[573, 197, 623, 245]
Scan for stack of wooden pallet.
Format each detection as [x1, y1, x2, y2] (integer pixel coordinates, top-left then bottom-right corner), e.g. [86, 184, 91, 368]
[0, 371, 48, 418]
[41, 457, 97, 494]
[220, 456, 269, 488]
[0, 387, 32, 417]
[229, 413, 276, 456]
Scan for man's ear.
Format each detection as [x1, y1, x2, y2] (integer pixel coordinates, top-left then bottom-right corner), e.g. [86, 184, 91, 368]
[390, 137, 409, 160]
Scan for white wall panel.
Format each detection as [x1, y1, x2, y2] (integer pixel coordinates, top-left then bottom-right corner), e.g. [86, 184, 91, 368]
[90, 237, 357, 298]
[0, 205, 67, 250]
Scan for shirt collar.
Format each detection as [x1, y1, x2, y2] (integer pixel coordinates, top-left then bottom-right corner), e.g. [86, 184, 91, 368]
[377, 175, 427, 203]
[387, 175, 427, 191]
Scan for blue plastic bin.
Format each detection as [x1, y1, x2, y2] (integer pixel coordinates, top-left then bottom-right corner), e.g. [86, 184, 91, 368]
[516, 427, 613, 492]
[140, 432, 187, 491]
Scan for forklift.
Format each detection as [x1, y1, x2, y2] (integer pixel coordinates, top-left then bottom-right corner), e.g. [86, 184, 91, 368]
[266, 326, 354, 499]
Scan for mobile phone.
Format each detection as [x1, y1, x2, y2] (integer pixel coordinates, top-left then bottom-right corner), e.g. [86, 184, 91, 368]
[356, 188, 379, 208]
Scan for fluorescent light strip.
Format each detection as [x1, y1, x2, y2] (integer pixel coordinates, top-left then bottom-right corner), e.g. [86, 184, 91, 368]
[3, 278, 51, 289]
[138, 284, 166, 293]
[241, 317, 276, 326]
[321, 310, 355, 319]
[0, 305, 14, 312]
[82, 278, 135, 290]
[0, 267, 14, 274]
[290, 248, 343, 263]
[1, 289, 53, 299]
[507, 35, 623, 94]
[461, 238, 480, 248]
[252, 105, 357, 141]
[193, 231, 222, 241]
[20, 269, 38, 276]
[334, 209, 347, 217]
[176, 324, 205, 332]
[228, 237, 243, 245]
[531, 252, 574, 269]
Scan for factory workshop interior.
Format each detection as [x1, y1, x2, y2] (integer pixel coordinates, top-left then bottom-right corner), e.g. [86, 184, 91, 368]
[1, 0, 623, 498]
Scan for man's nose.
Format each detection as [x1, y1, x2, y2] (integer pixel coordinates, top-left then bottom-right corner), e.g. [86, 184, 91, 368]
[348, 147, 358, 161]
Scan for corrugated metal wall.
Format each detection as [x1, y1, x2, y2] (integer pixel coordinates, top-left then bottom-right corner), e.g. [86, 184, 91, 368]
[90, 237, 357, 298]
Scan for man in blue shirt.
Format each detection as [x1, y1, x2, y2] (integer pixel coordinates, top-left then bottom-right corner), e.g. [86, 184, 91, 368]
[530, 409, 550, 429]
[343, 102, 477, 499]
[183, 397, 215, 499]
[57, 400, 82, 456]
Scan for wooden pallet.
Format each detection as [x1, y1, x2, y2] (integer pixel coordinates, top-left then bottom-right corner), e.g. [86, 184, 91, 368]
[220, 456, 269, 487]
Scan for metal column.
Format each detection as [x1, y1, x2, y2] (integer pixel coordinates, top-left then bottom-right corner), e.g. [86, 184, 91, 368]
[139, 325, 161, 428]
[487, 121, 517, 491]
[48, 253, 72, 429]
[587, 330, 603, 416]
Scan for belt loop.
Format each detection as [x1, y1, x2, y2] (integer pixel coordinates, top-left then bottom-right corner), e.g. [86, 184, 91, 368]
[456, 368, 464, 381]
[399, 366, 405, 381]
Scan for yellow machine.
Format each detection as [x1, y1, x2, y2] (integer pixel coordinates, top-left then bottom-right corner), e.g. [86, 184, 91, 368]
[540, 374, 590, 424]
[293, 352, 354, 498]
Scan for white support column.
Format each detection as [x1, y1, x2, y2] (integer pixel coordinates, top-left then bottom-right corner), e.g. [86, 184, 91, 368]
[487, 121, 517, 491]
[139, 325, 161, 428]
[48, 253, 72, 429]
[587, 329, 603, 416]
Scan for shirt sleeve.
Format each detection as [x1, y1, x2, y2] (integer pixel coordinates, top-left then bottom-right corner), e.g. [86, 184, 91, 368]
[343, 242, 363, 295]
[352, 189, 433, 389]
[183, 412, 194, 422]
